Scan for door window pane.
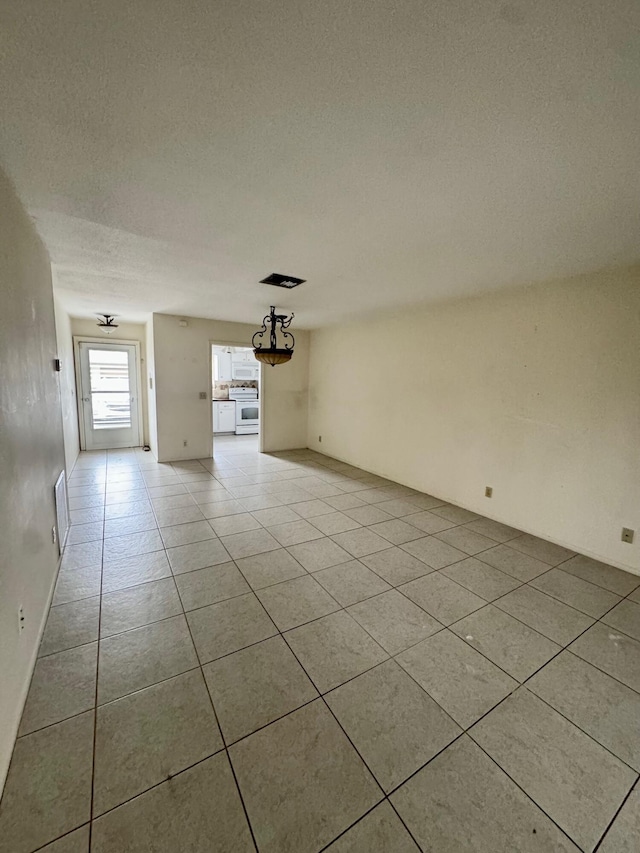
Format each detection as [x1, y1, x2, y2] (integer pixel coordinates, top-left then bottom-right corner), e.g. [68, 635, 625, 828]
[88, 350, 132, 429]
[89, 349, 130, 392]
[91, 392, 132, 429]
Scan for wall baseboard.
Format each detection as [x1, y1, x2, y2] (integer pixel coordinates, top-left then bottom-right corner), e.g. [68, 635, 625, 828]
[0, 552, 62, 795]
[307, 447, 640, 578]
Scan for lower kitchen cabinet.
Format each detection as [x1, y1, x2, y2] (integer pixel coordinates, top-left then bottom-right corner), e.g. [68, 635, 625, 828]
[213, 401, 236, 433]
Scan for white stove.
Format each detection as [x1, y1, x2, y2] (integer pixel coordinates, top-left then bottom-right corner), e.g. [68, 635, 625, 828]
[228, 387, 259, 435]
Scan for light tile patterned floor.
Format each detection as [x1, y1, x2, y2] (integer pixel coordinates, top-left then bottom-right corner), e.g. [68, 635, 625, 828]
[1, 436, 640, 852]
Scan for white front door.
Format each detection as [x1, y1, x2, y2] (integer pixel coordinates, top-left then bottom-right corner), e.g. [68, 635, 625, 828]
[77, 342, 141, 450]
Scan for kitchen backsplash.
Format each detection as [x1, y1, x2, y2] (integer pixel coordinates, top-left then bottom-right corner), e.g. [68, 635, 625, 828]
[214, 379, 258, 399]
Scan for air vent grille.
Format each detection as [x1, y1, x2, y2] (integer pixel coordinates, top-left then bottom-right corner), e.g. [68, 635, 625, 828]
[260, 273, 306, 289]
[54, 471, 69, 555]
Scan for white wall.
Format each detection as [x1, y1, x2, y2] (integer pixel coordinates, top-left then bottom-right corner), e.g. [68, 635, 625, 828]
[152, 313, 309, 461]
[0, 169, 66, 789]
[308, 266, 640, 574]
[53, 294, 80, 475]
[70, 318, 150, 446]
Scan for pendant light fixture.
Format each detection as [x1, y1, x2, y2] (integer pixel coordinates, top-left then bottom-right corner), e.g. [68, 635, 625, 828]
[97, 314, 119, 334]
[252, 306, 295, 366]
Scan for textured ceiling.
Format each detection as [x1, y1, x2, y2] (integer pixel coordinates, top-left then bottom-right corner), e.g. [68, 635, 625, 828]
[1, 0, 639, 327]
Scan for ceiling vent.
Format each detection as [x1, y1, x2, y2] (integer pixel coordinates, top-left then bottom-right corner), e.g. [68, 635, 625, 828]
[260, 273, 306, 289]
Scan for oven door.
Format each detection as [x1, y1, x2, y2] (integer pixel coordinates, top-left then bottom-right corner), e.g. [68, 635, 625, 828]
[235, 401, 260, 434]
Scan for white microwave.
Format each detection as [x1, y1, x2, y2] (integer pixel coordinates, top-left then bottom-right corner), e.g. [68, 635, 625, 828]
[232, 363, 259, 380]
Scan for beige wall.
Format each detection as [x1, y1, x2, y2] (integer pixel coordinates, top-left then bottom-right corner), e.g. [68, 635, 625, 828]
[71, 318, 150, 446]
[308, 266, 640, 574]
[0, 169, 66, 789]
[152, 313, 309, 461]
[53, 294, 80, 475]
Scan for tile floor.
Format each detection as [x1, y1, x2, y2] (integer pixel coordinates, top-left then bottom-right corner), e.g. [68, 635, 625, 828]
[1, 439, 639, 852]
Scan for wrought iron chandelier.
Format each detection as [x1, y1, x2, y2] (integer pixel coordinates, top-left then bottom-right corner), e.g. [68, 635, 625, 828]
[97, 314, 119, 334]
[252, 306, 295, 366]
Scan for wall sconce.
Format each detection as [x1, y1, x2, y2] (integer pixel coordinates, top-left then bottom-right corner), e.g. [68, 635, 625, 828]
[252, 306, 295, 366]
[97, 314, 119, 334]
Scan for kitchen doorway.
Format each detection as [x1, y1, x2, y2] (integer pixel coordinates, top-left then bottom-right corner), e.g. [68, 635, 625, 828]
[75, 339, 143, 450]
[211, 343, 262, 457]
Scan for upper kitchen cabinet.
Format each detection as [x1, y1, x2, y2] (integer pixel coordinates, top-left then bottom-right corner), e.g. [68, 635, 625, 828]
[213, 349, 233, 381]
[231, 350, 256, 364]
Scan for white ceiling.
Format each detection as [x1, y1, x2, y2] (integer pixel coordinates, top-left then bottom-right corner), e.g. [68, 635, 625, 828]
[1, 0, 639, 328]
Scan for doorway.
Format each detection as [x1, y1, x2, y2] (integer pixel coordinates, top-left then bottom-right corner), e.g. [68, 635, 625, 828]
[76, 340, 142, 450]
[211, 343, 261, 457]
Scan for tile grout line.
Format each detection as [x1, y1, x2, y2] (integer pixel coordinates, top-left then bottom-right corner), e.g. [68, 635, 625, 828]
[592, 774, 639, 853]
[384, 617, 629, 852]
[369, 586, 640, 820]
[62, 450, 108, 853]
[171, 561, 261, 853]
[72, 471, 638, 608]
[50, 543, 640, 716]
[11, 666, 207, 741]
[146, 456, 262, 853]
[250, 567, 586, 852]
[57, 509, 640, 704]
[220, 525, 573, 849]
[27, 447, 640, 852]
[313, 799, 396, 853]
[73, 751, 225, 829]
[466, 733, 591, 852]
[30, 823, 92, 853]
[152, 469, 428, 847]
[520, 683, 640, 776]
[387, 557, 640, 691]
[85, 450, 108, 853]
[379, 642, 590, 844]
[244, 588, 428, 851]
[71, 449, 636, 591]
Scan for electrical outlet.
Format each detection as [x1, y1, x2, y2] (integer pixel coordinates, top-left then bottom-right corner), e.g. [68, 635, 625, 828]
[318, 435, 322, 443]
[183, 440, 188, 447]
[485, 486, 493, 498]
[18, 605, 25, 634]
[621, 527, 635, 544]
[52, 525, 57, 544]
